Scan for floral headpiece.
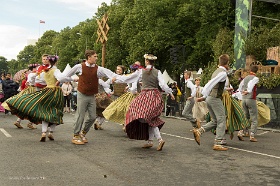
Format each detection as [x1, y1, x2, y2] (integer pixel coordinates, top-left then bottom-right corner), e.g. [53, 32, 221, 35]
[47, 55, 59, 62]
[130, 64, 141, 71]
[28, 63, 40, 68]
[144, 54, 157, 60]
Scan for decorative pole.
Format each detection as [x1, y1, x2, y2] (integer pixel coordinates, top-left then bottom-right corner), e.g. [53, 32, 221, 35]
[96, 13, 110, 67]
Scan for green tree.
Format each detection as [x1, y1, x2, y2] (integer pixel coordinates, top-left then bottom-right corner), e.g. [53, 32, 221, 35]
[6, 59, 18, 75]
[0, 56, 9, 75]
[17, 45, 37, 70]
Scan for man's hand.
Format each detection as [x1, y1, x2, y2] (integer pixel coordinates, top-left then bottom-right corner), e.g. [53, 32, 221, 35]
[170, 94, 175, 100]
[242, 91, 248, 95]
[196, 97, 205, 102]
[73, 77, 79, 82]
[124, 86, 129, 92]
[226, 87, 233, 91]
[55, 81, 60, 86]
[111, 77, 117, 83]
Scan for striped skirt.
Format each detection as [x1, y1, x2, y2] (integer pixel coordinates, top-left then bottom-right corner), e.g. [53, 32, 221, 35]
[238, 100, 270, 127]
[223, 91, 250, 134]
[256, 101, 270, 127]
[5, 86, 64, 124]
[207, 91, 250, 136]
[2, 86, 36, 111]
[102, 92, 137, 124]
[125, 89, 164, 140]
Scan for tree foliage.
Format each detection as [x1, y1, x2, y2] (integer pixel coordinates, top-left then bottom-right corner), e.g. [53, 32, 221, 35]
[1, 0, 279, 84]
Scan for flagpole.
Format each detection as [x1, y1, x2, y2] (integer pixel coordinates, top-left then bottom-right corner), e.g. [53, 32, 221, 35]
[39, 20, 45, 38]
[39, 20, 41, 38]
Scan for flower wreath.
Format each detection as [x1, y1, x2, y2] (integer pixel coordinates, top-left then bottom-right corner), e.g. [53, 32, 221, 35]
[144, 54, 157, 60]
[47, 55, 59, 62]
[130, 64, 141, 71]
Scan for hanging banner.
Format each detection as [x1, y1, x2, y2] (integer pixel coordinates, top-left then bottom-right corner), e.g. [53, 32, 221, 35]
[234, 0, 250, 70]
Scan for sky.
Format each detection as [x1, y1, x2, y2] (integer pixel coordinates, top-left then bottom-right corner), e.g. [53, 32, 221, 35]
[0, 0, 111, 60]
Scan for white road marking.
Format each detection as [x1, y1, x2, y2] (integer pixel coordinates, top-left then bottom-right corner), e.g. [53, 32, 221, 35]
[116, 123, 279, 159]
[256, 131, 269, 136]
[161, 132, 280, 160]
[227, 146, 280, 159]
[161, 132, 194, 141]
[0, 128, 12, 137]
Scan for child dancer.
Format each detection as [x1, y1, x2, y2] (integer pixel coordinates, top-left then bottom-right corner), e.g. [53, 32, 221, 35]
[240, 65, 259, 142]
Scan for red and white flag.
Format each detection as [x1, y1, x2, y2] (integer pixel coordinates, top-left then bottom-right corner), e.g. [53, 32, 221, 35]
[40, 20, 45, 24]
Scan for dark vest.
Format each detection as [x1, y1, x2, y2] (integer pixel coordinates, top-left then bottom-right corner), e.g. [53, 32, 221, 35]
[184, 79, 193, 98]
[77, 63, 98, 95]
[142, 68, 159, 89]
[242, 75, 257, 100]
[209, 68, 226, 99]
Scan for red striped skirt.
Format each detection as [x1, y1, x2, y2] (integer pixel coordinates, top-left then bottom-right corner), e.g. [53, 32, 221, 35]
[125, 89, 164, 140]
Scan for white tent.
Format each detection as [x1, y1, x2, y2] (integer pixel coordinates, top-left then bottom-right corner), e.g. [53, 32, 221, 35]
[162, 70, 176, 85]
[62, 63, 78, 79]
[197, 68, 203, 74]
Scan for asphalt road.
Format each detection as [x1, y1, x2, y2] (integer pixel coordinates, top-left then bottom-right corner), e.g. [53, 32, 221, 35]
[0, 112, 279, 186]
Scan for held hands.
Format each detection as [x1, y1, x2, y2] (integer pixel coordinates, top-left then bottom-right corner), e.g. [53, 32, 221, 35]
[196, 97, 205, 102]
[73, 77, 79, 82]
[55, 81, 60, 86]
[242, 91, 248, 95]
[111, 77, 117, 83]
[124, 86, 129, 92]
[226, 87, 233, 91]
[226, 87, 234, 94]
[170, 94, 175, 100]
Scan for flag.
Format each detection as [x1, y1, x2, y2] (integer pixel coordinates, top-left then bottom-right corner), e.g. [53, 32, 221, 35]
[40, 20, 45, 24]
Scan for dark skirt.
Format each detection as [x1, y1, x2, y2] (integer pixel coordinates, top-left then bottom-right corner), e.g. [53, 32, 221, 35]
[125, 89, 164, 140]
[95, 92, 113, 117]
[6, 86, 64, 124]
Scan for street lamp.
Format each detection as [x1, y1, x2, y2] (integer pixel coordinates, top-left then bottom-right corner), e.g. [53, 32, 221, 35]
[77, 33, 88, 50]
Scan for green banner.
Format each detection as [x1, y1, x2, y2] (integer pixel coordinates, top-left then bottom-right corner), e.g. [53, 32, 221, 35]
[234, 0, 250, 70]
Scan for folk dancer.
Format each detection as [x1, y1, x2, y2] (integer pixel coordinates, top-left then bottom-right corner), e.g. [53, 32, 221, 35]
[6, 55, 72, 141]
[193, 54, 230, 151]
[64, 50, 121, 145]
[118, 54, 175, 151]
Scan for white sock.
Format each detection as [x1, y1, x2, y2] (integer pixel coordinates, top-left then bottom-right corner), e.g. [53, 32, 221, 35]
[42, 121, 48, 133]
[153, 127, 161, 140]
[49, 124, 56, 132]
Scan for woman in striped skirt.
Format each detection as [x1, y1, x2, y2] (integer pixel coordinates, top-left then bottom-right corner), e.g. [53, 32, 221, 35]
[118, 54, 175, 151]
[5, 55, 72, 142]
[102, 63, 141, 131]
[2, 64, 39, 129]
[12, 64, 39, 129]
